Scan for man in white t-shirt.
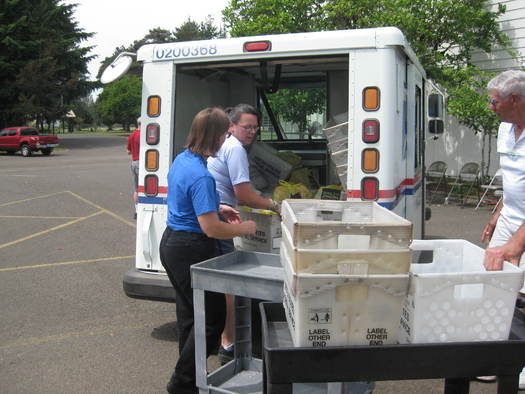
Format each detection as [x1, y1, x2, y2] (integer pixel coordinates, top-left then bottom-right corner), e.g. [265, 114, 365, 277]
[481, 70, 525, 388]
[208, 104, 280, 363]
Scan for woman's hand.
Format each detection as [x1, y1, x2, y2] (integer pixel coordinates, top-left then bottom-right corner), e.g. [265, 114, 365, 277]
[220, 204, 241, 224]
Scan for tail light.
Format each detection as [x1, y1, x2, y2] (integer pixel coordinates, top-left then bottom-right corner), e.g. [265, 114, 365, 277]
[144, 175, 158, 197]
[362, 119, 379, 143]
[361, 177, 379, 200]
[146, 123, 160, 145]
[243, 41, 271, 52]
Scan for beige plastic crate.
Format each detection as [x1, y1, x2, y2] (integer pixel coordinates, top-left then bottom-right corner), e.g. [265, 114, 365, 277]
[234, 206, 281, 254]
[281, 224, 411, 275]
[399, 239, 525, 344]
[282, 252, 409, 347]
[281, 200, 412, 250]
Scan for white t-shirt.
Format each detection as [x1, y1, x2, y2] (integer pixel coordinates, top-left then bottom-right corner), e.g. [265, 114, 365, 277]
[208, 135, 250, 207]
[497, 122, 525, 227]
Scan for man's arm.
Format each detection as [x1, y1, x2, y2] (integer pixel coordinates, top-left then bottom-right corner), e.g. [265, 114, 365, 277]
[233, 182, 280, 212]
[481, 199, 503, 243]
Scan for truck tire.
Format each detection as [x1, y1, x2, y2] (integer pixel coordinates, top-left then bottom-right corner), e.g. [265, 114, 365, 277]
[21, 144, 31, 157]
[41, 148, 53, 156]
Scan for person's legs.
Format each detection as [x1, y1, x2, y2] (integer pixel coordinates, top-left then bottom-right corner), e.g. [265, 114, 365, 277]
[131, 160, 139, 217]
[215, 237, 235, 363]
[479, 216, 525, 384]
[160, 228, 224, 393]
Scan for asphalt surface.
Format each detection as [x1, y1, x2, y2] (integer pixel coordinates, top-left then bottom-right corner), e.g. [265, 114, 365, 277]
[0, 135, 502, 393]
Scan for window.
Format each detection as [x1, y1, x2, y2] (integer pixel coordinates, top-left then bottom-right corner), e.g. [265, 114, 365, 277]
[20, 128, 38, 136]
[8, 130, 16, 136]
[0, 130, 7, 137]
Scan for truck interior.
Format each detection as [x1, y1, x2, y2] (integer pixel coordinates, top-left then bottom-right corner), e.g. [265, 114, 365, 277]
[173, 54, 350, 189]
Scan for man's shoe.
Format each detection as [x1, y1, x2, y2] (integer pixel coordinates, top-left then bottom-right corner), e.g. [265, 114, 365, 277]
[133, 212, 137, 219]
[474, 376, 497, 383]
[218, 345, 234, 365]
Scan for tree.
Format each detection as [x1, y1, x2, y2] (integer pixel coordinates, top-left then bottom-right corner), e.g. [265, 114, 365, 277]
[267, 88, 325, 138]
[445, 68, 500, 179]
[0, 0, 95, 129]
[95, 17, 224, 127]
[96, 16, 225, 81]
[96, 75, 141, 130]
[223, 0, 512, 175]
[174, 16, 225, 41]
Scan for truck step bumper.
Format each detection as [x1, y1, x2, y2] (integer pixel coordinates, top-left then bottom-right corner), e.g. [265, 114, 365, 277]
[123, 268, 175, 301]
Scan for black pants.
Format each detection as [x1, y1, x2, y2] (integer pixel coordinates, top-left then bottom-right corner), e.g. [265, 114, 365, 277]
[159, 227, 226, 392]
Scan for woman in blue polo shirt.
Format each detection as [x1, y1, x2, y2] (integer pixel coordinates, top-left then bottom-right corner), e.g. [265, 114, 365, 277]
[159, 107, 256, 394]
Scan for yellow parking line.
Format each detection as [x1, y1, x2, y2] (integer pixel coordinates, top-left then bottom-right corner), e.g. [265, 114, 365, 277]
[0, 215, 81, 219]
[0, 191, 67, 207]
[66, 190, 136, 228]
[0, 319, 166, 349]
[0, 255, 134, 272]
[0, 174, 37, 177]
[0, 210, 104, 250]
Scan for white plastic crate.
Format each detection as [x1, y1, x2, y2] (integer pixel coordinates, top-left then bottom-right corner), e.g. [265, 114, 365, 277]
[399, 239, 525, 344]
[281, 200, 412, 250]
[234, 206, 281, 254]
[281, 224, 411, 275]
[282, 256, 409, 347]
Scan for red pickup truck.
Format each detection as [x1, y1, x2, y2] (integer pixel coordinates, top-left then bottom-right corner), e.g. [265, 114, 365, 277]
[0, 126, 59, 157]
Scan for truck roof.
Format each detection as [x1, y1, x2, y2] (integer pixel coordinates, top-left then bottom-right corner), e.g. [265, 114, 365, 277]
[137, 27, 425, 76]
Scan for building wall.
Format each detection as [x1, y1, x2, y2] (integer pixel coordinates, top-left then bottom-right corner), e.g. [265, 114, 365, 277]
[426, 0, 525, 176]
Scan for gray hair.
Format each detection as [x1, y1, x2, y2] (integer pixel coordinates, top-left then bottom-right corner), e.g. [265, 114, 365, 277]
[487, 70, 525, 99]
[137, 117, 141, 124]
[228, 104, 260, 125]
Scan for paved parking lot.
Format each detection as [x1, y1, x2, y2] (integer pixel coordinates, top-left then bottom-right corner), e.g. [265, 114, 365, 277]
[0, 135, 500, 393]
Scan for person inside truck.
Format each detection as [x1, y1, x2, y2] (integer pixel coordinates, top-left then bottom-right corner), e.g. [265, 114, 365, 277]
[207, 103, 280, 364]
[159, 107, 256, 394]
[127, 117, 141, 219]
[481, 69, 525, 389]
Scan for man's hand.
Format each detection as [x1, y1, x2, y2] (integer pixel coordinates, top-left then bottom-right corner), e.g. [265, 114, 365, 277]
[484, 241, 523, 270]
[481, 221, 496, 244]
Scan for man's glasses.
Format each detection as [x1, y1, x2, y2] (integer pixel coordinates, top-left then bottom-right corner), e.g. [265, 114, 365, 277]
[237, 124, 259, 131]
[488, 97, 499, 106]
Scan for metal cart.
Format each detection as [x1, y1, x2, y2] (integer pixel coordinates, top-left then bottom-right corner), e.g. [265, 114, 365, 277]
[191, 251, 283, 394]
[260, 302, 525, 394]
[191, 251, 371, 394]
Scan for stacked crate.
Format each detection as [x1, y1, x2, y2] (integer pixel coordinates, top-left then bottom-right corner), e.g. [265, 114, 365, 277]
[400, 239, 524, 343]
[280, 199, 413, 347]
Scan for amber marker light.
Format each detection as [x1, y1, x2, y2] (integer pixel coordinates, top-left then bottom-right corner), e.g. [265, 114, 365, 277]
[363, 87, 380, 111]
[147, 96, 161, 117]
[145, 150, 159, 171]
[362, 149, 379, 173]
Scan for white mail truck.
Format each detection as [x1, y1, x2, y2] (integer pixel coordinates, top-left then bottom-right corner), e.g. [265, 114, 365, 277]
[100, 27, 443, 299]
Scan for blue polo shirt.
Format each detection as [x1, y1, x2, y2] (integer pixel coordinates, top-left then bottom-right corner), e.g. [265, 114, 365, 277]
[166, 149, 220, 233]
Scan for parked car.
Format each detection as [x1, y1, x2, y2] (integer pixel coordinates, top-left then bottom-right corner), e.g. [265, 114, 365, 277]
[0, 126, 59, 156]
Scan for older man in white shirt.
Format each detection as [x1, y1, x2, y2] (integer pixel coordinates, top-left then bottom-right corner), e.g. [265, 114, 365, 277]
[481, 69, 525, 388]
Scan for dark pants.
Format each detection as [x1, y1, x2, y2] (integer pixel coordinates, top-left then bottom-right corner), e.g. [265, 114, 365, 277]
[159, 227, 226, 392]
